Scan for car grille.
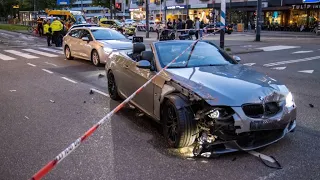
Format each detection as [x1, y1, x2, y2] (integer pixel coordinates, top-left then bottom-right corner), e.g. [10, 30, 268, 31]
[242, 102, 281, 118]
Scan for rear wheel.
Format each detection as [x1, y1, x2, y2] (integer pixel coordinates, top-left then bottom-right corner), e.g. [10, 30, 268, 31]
[91, 50, 100, 66]
[162, 96, 197, 148]
[107, 71, 121, 100]
[65, 45, 74, 60]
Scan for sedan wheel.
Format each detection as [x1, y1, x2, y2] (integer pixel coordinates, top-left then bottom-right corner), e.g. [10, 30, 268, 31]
[91, 50, 100, 66]
[65, 46, 73, 60]
[107, 71, 121, 100]
[162, 96, 197, 148]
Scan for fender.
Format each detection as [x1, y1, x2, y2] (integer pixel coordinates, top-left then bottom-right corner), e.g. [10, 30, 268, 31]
[164, 93, 190, 110]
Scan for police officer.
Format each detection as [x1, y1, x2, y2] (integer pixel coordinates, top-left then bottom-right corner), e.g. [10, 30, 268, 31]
[43, 20, 52, 46]
[50, 18, 63, 47]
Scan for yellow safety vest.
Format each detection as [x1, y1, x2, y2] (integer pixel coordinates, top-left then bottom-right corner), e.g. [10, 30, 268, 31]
[50, 20, 63, 32]
[43, 24, 50, 34]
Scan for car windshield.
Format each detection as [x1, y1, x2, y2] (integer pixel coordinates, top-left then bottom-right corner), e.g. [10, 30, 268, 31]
[155, 41, 236, 68]
[74, 15, 86, 23]
[91, 29, 127, 40]
[113, 20, 122, 26]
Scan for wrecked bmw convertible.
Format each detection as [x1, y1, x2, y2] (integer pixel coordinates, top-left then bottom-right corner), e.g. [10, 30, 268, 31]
[105, 40, 297, 156]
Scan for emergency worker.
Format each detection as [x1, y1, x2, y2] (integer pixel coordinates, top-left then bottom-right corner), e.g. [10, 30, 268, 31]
[50, 18, 63, 47]
[43, 20, 52, 46]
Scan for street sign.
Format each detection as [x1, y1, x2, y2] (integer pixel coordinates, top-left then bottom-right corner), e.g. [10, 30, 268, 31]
[303, 0, 320, 3]
[57, 0, 70, 5]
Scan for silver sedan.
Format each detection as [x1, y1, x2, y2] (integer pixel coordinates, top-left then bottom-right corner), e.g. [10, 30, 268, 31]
[63, 27, 133, 66]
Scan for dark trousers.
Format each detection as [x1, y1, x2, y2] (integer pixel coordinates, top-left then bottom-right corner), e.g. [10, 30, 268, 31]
[53, 31, 62, 47]
[37, 25, 43, 36]
[46, 33, 52, 46]
[195, 30, 199, 40]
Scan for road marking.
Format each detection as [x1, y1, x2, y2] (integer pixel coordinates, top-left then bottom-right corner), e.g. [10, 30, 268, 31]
[39, 47, 64, 55]
[257, 45, 300, 52]
[292, 50, 314, 54]
[298, 70, 314, 74]
[42, 69, 54, 74]
[22, 49, 59, 57]
[61, 77, 77, 84]
[4, 50, 38, 59]
[54, 47, 63, 50]
[243, 63, 256, 66]
[271, 67, 286, 70]
[263, 56, 320, 67]
[248, 151, 276, 163]
[45, 62, 58, 67]
[27, 63, 36, 67]
[0, 53, 16, 60]
[90, 88, 110, 97]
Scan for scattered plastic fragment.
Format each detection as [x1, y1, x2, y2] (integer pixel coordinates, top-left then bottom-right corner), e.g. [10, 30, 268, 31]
[89, 90, 94, 94]
[232, 157, 237, 161]
[309, 104, 314, 108]
[9, 90, 16, 92]
[50, 100, 55, 103]
[98, 74, 105, 78]
[25, 116, 29, 119]
[83, 101, 86, 103]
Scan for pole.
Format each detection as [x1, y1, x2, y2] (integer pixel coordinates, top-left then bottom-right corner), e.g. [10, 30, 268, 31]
[110, 0, 113, 19]
[81, 0, 83, 12]
[164, 0, 166, 24]
[220, 0, 226, 49]
[160, 0, 162, 21]
[255, 0, 262, 41]
[146, 0, 150, 38]
[229, 0, 232, 24]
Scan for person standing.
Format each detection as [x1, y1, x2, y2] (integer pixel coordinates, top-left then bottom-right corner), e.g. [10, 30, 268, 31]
[43, 20, 52, 46]
[195, 17, 200, 40]
[167, 18, 173, 29]
[37, 16, 43, 37]
[50, 18, 63, 47]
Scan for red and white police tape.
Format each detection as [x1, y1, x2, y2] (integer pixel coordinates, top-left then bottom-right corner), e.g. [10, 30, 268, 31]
[30, 28, 222, 180]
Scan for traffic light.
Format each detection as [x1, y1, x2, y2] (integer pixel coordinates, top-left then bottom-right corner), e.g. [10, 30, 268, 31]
[115, 3, 122, 11]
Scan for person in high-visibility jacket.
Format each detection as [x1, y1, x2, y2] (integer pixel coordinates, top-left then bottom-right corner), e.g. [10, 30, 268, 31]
[43, 20, 52, 47]
[50, 18, 63, 47]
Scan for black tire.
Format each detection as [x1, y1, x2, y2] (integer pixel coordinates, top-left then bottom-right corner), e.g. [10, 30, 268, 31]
[91, 50, 101, 66]
[64, 45, 74, 60]
[162, 96, 197, 148]
[107, 70, 121, 100]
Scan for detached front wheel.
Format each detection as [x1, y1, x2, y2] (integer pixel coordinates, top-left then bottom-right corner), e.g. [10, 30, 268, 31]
[162, 95, 197, 148]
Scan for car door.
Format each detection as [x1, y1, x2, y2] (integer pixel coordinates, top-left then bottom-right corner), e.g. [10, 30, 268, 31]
[78, 29, 94, 60]
[123, 52, 155, 115]
[67, 29, 82, 57]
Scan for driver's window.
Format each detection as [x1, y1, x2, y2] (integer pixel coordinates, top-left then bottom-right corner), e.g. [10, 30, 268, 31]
[80, 30, 92, 40]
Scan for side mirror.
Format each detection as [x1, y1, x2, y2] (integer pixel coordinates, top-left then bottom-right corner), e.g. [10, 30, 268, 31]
[136, 60, 151, 69]
[233, 55, 241, 62]
[82, 36, 89, 41]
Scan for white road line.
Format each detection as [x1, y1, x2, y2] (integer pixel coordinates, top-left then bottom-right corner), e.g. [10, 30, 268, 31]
[271, 67, 286, 70]
[61, 77, 77, 84]
[45, 62, 58, 67]
[39, 47, 64, 55]
[22, 49, 59, 57]
[257, 45, 300, 52]
[263, 56, 320, 67]
[248, 151, 276, 163]
[0, 53, 16, 60]
[4, 50, 38, 59]
[90, 88, 110, 97]
[292, 50, 313, 54]
[42, 69, 54, 74]
[243, 63, 256, 66]
[27, 63, 36, 67]
[298, 70, 314, 74]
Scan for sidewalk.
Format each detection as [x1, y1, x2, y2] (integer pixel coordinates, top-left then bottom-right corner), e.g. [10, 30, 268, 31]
[233, 30, 320, 38]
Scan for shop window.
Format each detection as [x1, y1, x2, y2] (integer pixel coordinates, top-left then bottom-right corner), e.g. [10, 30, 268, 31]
[136, 0, 144, 6]
[175, 0, 184, 3]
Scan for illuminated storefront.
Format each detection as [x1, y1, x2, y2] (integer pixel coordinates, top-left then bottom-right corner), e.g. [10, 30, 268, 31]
[129, 8, 145, 20]
[165, 5, 188, 21]
[188, 4, 213, 24]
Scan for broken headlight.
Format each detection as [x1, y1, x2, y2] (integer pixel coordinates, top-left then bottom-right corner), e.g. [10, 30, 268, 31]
[285, 92, 294, 107]
[195, 107, 234, 121]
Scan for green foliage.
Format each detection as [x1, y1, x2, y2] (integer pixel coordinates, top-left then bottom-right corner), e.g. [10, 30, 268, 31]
[0, 24, 28, 31]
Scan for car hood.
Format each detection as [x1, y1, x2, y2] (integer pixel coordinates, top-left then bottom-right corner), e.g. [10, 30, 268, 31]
[98, 39, 132, 50]
[165, 65, 290, 106]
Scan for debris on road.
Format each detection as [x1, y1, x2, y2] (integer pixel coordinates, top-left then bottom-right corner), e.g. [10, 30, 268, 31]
[309, 104, 314, 108]
[9, 90, 16, 92]
[25, 116, 29, 120]
[89, 90, 94, 94]
[83, 101, 86, 103]
[50, 100, 55, 103]
[232, 157, 237, 161]
[98, 74, 105, 78]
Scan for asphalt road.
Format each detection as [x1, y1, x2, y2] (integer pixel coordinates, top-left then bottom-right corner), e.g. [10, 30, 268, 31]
[0, 30, 319, 180]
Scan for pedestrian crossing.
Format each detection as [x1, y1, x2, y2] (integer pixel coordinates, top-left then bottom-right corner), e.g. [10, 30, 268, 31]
[0, 48, 63, 61]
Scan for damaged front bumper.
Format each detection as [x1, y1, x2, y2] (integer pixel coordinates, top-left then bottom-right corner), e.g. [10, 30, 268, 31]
[194, 103, 297, 155]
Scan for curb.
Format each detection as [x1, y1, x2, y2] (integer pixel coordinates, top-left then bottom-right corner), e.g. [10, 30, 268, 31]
[227, 49, 264, 55]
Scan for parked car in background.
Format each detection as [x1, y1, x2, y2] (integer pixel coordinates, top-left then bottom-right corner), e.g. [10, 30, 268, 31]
[99, 18, 136, 36]
[63, 27, 134, 66]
